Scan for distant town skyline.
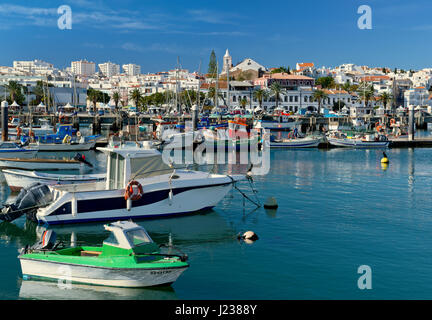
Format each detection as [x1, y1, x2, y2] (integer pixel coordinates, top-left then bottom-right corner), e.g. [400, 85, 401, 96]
[1, 0, 432, 73]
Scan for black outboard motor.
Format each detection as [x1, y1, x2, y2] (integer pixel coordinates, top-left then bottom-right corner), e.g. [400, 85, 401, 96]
[74, 153, 93, 168]
[0, 183, 53, 222]
[31, 230, 57, 251]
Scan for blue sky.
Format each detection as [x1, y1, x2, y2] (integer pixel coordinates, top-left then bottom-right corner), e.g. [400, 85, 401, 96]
[1, 0, 432, 73]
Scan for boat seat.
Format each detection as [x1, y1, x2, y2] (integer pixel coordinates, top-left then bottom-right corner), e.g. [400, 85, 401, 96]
[80, 250, 102, 257]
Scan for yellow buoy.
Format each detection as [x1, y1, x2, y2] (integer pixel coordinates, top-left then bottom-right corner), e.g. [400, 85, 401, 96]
[381, 152, 389, 164]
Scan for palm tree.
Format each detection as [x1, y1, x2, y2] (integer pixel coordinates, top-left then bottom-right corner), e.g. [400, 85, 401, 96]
[240, 97, 248, 110]
[129, 89, 142, 110]
[86, 88, 99, 113]
[207, 87, 223, 108]
[358, 82, 375, 107]
[270, 82, 282, 109]
[112, 91, 121, 111]
[253, 88, 268, 110]
[4, 81, 22, 102]
[379, 92, 392, 110]
[312, 90, 328, 114]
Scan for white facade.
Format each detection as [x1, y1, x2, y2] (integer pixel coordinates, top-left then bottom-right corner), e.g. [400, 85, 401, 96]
[71, 60, 96, 76]
[98, 62, 120, 77]
[123, 64, 141, 76]
[404, 87, 432, 107]
[13, 60, 56, 75]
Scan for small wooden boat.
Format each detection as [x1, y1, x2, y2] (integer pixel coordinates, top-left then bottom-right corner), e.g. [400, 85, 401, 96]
[2, 169, 105, 191]
[19, 221, 189, 287]
[327, 131, 390, 148]
[0, 154, 93, 170]
[0, 142, 38, 158]
[270, 136, 322, 148]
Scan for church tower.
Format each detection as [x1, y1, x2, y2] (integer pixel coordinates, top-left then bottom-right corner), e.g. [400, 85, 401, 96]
[222, 49, 232, 75]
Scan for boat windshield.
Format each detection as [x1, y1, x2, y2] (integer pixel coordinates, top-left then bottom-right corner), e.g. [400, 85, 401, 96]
[130, 155, 173, 179]
[125, 229, 152, 246]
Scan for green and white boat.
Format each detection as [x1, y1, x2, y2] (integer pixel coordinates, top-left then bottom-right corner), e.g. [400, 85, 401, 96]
[18, 220, 189, 287]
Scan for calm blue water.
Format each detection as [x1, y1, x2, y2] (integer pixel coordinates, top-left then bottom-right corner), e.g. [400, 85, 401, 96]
[1, 134, 432, 299]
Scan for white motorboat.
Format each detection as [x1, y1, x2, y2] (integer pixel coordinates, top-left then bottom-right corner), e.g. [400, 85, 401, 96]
[0, 143, 245, 225]
[270, 136, 322, 148]
[0, 153, 93, 171]
[327, 132, 390, 148]
[2, 169, 105, 191]
[0, 142, 38, 159]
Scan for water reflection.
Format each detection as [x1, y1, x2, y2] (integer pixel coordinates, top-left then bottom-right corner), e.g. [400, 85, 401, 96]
[19, 280, 177, 300]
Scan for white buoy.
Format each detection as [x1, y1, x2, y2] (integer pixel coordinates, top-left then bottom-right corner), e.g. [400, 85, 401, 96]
[238, 231, 259, 242]
[126, 198, 132, 211]
[264, 197, 278, 209]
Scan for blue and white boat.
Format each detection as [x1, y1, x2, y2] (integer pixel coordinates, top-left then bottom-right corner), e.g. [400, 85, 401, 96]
[2, 142, 245, 225]
[0, 142, 38, 159]
[327, 132, 390, 148]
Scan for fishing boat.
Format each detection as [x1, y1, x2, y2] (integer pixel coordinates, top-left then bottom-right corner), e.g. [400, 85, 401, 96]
[0, 153, 93, 171]
[203, 117, 260, 151]
[270, 134, 322, 148]
[2, 169, 105, 192]
[253, 114, 299, 131]
[19, 220, 189, 287]
[327, 131, 390, 148]
[0, 142, 245, 225]
[0, 142, 38, 159]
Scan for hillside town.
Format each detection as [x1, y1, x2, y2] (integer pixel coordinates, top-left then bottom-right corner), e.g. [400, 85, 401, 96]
[1, 49, 432, 118]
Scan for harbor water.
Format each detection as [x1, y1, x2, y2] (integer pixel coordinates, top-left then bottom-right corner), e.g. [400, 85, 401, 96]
[1, 137, 432, 299]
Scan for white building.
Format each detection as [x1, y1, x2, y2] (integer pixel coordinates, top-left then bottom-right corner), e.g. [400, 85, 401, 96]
[98, 62, 120, 77]
[13, 59, 56, 75]
[71, 60, 96, 76]
[404, 87, 432, 107]
[123, 64, 141, 76]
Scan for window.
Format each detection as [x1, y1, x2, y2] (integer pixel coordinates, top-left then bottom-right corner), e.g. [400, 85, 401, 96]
[103, 233, 120, 246]
[126, 229, 152, 246]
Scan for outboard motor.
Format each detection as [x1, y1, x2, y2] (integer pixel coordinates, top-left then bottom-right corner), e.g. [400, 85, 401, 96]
[32, 230, 57, 250]
[74, 153, 93, 168]
[0, 183, 53, 222]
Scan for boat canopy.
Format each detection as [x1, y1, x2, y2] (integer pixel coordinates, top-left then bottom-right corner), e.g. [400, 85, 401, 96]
[102, 221, 158, 254]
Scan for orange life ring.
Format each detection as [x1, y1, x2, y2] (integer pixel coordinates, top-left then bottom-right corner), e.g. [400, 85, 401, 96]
[124, 181, 143, 201]
[376, 125, 382, 132]
[390, 118, 395, 125]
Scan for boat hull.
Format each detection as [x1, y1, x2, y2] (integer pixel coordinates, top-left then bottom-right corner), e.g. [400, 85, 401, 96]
[270, 138, 321, 148]
[30, 142, 96, 151]
[2, 169, 105, 191]
[36, 181, 235, 225]
[0, 159, 83, 170]
[20, 258, 188, 287]
[0, 150, 38, 159]
[327, 138, 389, 148]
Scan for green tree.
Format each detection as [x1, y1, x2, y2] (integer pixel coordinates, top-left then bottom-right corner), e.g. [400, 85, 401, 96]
[253, 88, 268, 110]
[240, 97, 248, 109]
[270, 82, 282, 109]
[316, 76, 335, 89]
[312, 89, 328, 114]
[129, 88, 143, 109]
[358, 82, 375, 107]
[112, 91, 121, 110]
[4, 81, 25, 105]
[208, 50, 217, 78]
[379, 91, 392, 109]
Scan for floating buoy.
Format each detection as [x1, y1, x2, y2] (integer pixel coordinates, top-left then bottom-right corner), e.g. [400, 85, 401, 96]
[381, 152, 389, 164]
[381, 163, 389, 171]
[237, 231, 259, 243]
[264, 197, 278, 209]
